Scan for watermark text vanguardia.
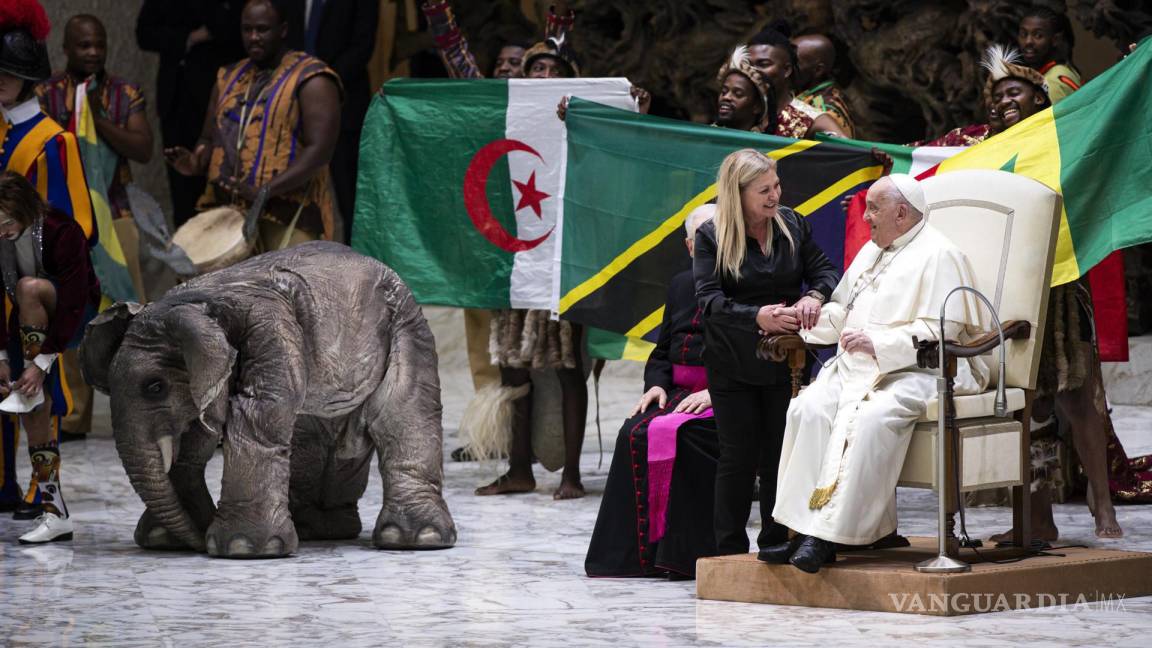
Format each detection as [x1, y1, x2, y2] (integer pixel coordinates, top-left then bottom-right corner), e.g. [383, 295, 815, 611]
[889, 592, 1128, 614]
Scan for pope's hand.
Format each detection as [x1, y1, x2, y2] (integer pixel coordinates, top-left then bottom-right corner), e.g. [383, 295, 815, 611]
[631, 386, 667, 416]
[757, 305, 800, 335]
[839, 329, 876, 357]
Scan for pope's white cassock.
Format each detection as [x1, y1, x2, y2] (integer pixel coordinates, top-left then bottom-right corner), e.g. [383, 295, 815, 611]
[772, 218, 989, 545]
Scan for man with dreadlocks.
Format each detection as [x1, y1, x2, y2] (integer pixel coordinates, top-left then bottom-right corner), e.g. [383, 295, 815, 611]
[1017, 5, 1082, 105]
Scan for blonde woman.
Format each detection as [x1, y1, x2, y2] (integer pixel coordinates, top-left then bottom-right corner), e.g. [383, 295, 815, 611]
[693, 148, 838, 556]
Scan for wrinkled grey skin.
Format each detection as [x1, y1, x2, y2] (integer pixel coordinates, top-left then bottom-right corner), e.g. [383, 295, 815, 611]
[80, 242, 456, 558]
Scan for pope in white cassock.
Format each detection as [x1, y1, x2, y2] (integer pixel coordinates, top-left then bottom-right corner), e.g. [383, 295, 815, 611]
[764, 174, 989, 573]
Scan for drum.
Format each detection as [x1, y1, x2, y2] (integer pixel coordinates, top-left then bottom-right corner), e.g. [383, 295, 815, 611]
[171, 206, 252, 274]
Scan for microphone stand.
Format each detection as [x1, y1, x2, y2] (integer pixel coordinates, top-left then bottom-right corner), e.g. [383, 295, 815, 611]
[915, 286, 1008, 574]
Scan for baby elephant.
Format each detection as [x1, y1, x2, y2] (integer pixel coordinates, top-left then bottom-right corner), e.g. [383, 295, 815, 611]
[81, 242, 456, 558]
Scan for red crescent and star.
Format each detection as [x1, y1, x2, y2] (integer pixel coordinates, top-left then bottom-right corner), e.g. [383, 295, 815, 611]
[462, 138, 553, 253]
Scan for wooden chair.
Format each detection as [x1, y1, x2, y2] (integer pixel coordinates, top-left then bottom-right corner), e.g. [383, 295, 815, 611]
[761, 169, 1062, 556]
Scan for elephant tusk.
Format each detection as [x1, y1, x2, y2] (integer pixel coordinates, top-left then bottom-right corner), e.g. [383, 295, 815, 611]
[158, 435, 174, 474]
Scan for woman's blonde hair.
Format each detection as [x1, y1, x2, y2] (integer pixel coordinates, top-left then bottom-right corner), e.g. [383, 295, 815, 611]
[713, 148, 793, 280]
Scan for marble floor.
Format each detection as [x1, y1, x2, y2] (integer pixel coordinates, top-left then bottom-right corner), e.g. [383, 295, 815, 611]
[2, 309, 1151, 647]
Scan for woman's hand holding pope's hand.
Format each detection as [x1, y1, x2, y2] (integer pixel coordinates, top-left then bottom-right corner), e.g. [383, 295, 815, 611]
[757, 305, 800, 335]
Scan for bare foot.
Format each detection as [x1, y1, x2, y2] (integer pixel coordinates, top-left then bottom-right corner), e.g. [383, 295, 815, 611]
[989, 525, 1059, 544]
[1087, 484, 1124, 538]
[553, 480, 585, 500]
[475, 473, 536, 496]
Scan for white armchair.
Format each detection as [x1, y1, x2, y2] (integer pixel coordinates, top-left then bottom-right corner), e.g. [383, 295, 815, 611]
[762, 169, 1062, 556]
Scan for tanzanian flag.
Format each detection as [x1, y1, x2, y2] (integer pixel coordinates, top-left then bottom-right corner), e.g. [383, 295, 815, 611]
[558, 99, 881, 360]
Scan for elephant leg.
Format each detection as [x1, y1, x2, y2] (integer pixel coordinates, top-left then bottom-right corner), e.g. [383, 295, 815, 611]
[135, 426, 218, 551]
[369, 318, 457, 550]
[207, 419, 298, 559]
[290, 416, 371, 541]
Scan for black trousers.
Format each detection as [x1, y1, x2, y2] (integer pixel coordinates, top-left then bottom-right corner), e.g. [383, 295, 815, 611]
[708, 369, 792, 554]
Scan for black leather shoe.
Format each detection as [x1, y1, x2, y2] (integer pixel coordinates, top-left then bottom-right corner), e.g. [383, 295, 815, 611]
[757, 534, 805, 564]
[13, 500, 43, 520]
[789, 535, 836, 573]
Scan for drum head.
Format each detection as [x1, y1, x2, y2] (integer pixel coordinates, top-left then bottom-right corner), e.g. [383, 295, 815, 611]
[172, 206, 252, 273]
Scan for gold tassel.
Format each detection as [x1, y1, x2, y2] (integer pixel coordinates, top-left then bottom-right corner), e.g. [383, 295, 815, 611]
[808, 481, 838, 509]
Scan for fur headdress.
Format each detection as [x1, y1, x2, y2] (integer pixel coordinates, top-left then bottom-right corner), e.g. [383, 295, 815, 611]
[982, 44, 1049, 102]
[523, 34, 581, 78]
[716, 46, 775, 133]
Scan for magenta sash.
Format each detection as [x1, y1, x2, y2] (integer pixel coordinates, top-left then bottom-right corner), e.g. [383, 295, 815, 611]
[647, 364, 712, 543]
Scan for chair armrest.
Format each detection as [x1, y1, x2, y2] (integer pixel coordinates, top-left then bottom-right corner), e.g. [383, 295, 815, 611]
[757, 335, 836, 398]
[915, 320, 1032, 368]
[756, 334, 835, 362]
[756, 334, 803, 362]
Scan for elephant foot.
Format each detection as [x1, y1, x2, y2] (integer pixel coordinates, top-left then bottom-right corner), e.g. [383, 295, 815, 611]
[206, 512, 299, 559]
[134, 509, 197, 551]
[373, 497, 457, 550]
[294, 505, 362, 541]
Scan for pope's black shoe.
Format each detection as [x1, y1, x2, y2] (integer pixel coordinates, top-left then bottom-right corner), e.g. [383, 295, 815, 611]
[789, 535, 836, 573]
[757, 534, 805, 564]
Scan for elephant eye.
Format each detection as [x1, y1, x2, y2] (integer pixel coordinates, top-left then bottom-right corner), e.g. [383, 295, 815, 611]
[143, 380, 167, 398]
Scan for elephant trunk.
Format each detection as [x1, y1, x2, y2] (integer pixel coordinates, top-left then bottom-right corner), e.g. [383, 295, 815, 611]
[117, 438, 206, 552]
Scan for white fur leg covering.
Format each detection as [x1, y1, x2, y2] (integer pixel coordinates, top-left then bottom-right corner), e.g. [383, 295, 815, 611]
[461, 383, 531, 462]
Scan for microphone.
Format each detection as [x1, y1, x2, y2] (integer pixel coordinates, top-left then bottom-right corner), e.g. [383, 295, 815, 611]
[940, 286, 1010, 418]
[994, 376, 1008, 418]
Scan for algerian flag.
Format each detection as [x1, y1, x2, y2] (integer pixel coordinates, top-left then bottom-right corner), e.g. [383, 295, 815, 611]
[353, 78, 636, 309]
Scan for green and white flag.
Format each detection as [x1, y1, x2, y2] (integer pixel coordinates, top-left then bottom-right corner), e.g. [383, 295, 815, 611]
[352, 78, 635, 308]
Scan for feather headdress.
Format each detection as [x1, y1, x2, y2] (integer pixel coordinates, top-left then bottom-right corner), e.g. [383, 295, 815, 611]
[716, 46, 775, 133]
[981, 43, 1049, 101]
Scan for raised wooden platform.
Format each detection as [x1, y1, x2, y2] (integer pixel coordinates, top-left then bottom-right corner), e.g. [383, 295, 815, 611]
[696, 537, 1152, 616]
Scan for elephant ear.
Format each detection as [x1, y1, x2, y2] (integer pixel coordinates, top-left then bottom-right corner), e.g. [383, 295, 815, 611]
[166, 305, 237, 437]
[79, 302, 146, 393]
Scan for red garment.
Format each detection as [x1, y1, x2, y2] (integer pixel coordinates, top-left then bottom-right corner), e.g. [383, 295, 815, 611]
[1, 209, 101, 355]
[1088, 251, 1128, 362]
[775, 103, 813, 139]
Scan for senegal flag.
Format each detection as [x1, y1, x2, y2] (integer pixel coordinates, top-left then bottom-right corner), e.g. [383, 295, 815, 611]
[558, 99, 881, 360]
[353, 78, 636, 308]
[838, 40, 1152, 287]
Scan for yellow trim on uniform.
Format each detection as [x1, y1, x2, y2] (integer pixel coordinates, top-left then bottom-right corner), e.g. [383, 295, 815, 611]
[59, 131, 96, 241]
[9, 118, 61, 178]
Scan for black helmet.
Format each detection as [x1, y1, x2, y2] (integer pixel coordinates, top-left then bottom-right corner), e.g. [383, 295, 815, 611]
[0, 29, 50, 82]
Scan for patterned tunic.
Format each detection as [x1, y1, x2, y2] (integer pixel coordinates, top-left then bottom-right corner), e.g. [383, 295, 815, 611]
[796, 80, 855, 137]
[201, 51, 341, 240]
[775, 100, 815, 139]
[37, 73, 147, 220]
[910, 123, 991, 147]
